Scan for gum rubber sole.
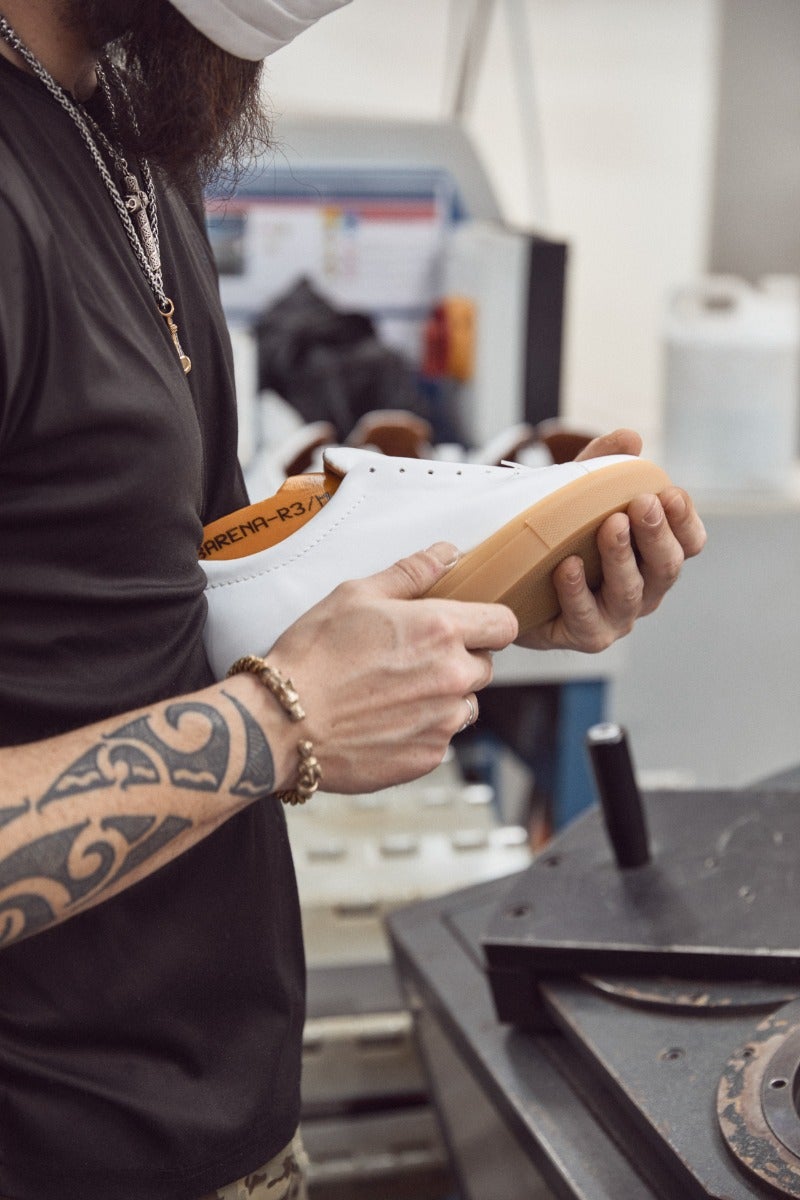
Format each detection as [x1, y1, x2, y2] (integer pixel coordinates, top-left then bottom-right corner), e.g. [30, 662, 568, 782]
[425, 458, 671, 634]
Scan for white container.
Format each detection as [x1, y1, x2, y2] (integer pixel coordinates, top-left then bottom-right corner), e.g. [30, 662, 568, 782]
[662, 276, 800, 492]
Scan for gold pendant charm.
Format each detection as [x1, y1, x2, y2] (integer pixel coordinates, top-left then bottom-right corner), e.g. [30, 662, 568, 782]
[160, 298, 192, 374]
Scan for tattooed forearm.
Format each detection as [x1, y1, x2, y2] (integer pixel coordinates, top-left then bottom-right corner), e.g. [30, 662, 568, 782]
[105, 814, 192, 882]
[225, 691, 276, 798]
[0, 816, 193, 945]
[39, 702, 232, 808]
[0, 691, 276, 947]
[0, 799, 31, 828]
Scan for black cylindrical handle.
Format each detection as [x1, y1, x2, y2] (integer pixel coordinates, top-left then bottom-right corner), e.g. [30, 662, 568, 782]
[586, 723, 650, 868]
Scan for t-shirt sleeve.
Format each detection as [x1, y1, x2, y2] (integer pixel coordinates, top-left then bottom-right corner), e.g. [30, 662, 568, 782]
[0, 194, 43, 450]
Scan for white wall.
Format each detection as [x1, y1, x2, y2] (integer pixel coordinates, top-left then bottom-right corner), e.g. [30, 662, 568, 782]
[263, 0, 721, 449]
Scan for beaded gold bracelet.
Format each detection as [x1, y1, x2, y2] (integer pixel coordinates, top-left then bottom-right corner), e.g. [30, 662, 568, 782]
[226, 654, 322, 805]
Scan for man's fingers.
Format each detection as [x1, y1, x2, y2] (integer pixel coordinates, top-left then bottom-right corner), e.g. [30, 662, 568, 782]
[660, 486, 707, 558]
[460, 605, 519, 653]
[468, 650, 496, 692]
[629, 494, 683, 568]
[353, 542, 518, 651]
[574, 427, 643, 461]
[627, 493, 691, 613]
[549, 556, 615, 653]
[365, 542, 461, 600]
[594, 511, 644, 628]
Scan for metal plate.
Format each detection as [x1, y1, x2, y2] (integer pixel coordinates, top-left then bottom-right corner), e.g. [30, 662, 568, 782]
[541, 977, 782, 1198]
[485, 790, 800, 993]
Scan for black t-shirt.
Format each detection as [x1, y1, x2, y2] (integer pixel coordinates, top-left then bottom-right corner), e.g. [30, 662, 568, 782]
[0, 56, 304, 1199]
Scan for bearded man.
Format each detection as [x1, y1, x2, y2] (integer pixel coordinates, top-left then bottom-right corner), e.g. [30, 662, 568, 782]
[0, 3, 705, 1197]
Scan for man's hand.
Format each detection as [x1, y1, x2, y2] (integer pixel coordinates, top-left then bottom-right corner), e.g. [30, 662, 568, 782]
[266, 544, 518, 793]
[519, 428, 707, 652]
[265, 427, 705, 794]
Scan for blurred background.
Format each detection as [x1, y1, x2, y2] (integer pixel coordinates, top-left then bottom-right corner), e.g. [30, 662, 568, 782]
[210, 0, 800, 795]
[222, 5, 800, 1196]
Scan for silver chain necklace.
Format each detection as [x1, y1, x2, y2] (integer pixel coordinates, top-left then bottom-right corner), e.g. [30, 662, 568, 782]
[0, 15, 191, 374]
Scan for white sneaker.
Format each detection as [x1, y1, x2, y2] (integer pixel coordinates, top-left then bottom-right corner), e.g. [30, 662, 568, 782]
[200, 447, 670, 679]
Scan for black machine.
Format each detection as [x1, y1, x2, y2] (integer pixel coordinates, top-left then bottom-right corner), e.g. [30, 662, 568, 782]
[389, 729, 800, 1199]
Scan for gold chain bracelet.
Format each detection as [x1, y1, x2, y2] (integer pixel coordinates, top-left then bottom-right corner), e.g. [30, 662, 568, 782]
[226, 654, 322, 805]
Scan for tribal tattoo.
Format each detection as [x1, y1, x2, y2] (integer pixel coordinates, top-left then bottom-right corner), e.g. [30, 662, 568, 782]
[38, 702, 231, 806]
[0, 697, 275, 946]
[225, 691, 278, 798]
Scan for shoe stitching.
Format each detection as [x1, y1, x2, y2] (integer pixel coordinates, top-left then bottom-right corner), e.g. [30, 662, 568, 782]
[204, 493, 368, 589]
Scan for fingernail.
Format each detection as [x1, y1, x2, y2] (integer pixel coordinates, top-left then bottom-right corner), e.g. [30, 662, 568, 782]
[641, 498, 662, 526]
[616, 524, 630, 547]
[427, 542, 460, 569]
[665, 493, 686, 520]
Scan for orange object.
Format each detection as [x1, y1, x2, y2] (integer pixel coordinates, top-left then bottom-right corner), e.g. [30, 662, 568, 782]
[422, 295, 476, 381]
[200, 472, 339, 561]
[442, 295, 476, 381]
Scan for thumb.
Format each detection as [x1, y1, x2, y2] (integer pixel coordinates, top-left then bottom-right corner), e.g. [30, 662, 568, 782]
[367, 542, 460, 600]
[574, 427, 643, 461]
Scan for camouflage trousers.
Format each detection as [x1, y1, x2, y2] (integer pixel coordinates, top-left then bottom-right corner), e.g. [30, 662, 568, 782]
[199, 1131, 308, 1200]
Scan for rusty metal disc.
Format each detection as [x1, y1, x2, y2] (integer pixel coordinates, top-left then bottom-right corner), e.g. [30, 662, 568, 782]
[718, 999, 800, 1195]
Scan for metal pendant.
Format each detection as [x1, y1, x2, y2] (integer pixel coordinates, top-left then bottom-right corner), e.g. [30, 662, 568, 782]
[161, 299, 192, 375]
[124, 172, 161, 275]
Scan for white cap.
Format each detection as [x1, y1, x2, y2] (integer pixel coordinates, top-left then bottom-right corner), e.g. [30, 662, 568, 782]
[168, 0, 352, 60]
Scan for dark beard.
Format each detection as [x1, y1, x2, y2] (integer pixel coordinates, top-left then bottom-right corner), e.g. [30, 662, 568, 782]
[75, 0, 273, 193]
